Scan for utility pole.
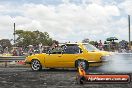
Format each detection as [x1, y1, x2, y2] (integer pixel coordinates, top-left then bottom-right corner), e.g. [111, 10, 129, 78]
[128, 15, 131, 49]
[13, 23, 16, 44]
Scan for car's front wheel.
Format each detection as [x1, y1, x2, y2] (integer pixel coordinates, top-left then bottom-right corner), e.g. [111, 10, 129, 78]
[31, 59, 42, 71]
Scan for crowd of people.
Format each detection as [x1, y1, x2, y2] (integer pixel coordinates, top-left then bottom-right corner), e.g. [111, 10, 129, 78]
[0, 40, 131, 56]
[92, 40, 131, 52]
[10, 45, 50, 56]
[0, 44, 50, 56]
[92, 40, 117, 51]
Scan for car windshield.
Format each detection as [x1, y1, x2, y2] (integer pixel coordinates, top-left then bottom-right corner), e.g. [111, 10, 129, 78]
[83, 44, 99, 52]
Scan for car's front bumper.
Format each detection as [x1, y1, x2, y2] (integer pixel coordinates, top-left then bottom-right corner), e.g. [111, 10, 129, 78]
[24, 59, 31, 64]
[24, 61, 31, 64]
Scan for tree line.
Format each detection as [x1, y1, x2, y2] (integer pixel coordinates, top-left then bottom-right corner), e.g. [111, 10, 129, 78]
[0, 31, 132, 52]
[0, 30, 58, 51]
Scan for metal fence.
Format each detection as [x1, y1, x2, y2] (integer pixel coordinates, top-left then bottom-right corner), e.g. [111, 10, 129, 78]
[0, 56, 26, 67]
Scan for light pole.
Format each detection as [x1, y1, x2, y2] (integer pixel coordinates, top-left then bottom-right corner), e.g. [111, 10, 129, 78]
[13, 23, 16, 44]
[128, 15, 131, 49]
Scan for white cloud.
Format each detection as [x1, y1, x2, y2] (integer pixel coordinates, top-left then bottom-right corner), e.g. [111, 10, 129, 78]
[119, 0, 132, 15]
[0, 0, 131, 43]
[0, 15, 13, 39]
[62, 0, 70, 4]
[83, 0, 103, 5]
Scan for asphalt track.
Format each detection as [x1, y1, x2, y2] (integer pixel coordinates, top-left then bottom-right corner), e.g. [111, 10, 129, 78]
[0, 54, 132, 88]
[0, 67, 131, 88]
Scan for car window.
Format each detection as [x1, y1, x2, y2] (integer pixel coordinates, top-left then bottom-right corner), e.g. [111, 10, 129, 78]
[83, 44, 99, 52]
[63, 45, 82, 54]
[49, 47, 62, 54]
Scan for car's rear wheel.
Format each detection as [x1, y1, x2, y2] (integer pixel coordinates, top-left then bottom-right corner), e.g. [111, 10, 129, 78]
[77, 60, 89, 71]
[31, 59, 42, 71]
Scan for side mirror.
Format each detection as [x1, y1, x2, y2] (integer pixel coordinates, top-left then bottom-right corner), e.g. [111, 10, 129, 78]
[29, 53, 32, 56]
[48, 50, 51, 55]
[61, 50, 64, 54]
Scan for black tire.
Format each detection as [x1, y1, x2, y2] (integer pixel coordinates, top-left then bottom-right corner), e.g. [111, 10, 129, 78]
[31, 59, 42, 71]
[77, 60, 89, 71]
[49, 68, 55, 70]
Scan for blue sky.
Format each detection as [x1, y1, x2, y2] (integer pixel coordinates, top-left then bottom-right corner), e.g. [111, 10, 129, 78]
[0, 0, 62, 5]
[0, 0, 132, 43]
[0, 0, 124, 5]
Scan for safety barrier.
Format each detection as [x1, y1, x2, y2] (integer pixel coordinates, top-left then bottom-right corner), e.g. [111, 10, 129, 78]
[0, 56, 26, 67]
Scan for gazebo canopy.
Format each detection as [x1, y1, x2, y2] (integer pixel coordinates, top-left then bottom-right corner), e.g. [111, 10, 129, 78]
[106, 37, 118, 41]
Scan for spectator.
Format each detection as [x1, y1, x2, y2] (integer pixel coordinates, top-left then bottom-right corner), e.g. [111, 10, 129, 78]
[94, 41, 98, 48]
[12, 48, 19, 56]
[98, 40, 103, 50]
[28, 45, 34, 55]
[18, 47, 24, 56]
[103, 41, 108, 51]
[51, 42, 58, 50]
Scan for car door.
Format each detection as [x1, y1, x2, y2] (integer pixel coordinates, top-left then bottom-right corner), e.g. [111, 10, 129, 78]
[58, 45, 82, 67]
[44, 48, 63, 68]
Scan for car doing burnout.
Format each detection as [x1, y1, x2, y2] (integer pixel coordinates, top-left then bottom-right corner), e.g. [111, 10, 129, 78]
[25, 43, 110, 71]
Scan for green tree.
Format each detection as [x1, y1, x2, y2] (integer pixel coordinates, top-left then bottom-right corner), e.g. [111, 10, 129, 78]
[89, 41, 96, 45]
[15, 30, 55, 47]
[0, 39, 12, 50]
[82, 38, 89, 43]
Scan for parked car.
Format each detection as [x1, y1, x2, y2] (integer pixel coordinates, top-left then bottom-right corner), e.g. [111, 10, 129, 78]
[25, 43, 110, 71]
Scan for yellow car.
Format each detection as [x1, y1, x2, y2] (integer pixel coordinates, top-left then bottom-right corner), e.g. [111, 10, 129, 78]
[25, 43, 110, 71]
